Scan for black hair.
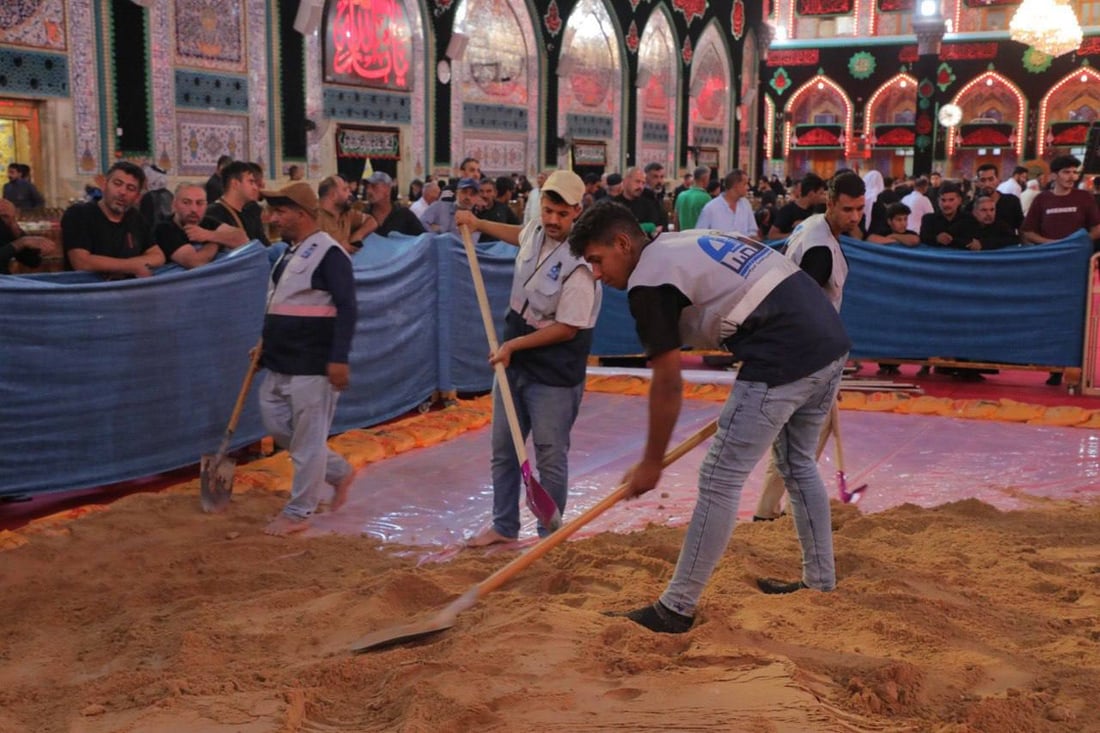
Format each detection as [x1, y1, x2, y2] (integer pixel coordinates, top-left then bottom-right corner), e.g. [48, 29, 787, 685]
[221, 160, 254, 186]
[1050, 154, 1081, 173]
[976, 162, 999, 176]
[885, 202, 911, 219]
[644, 161, 664, 174]
[495, 175, 515, 195]
[827, 171, 865, 200]
[106, 161, 145, 189]
[939, 181, 963, 198]
[801, 172, 826, 194]
[567, 200, 645, 259]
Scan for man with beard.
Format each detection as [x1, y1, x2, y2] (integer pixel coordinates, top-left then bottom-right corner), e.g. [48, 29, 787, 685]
[318, 175, 370, 253]
[919, 182, 978, 249]
[62, 161, 165, 278]
[967, 194, 1018, 251]
[971, 163, 1023, 235]
[151, 183, 225, 268]
[358, 171, 425, 239]
[454, 171, 601, 547]
[189, 160, 270, 248]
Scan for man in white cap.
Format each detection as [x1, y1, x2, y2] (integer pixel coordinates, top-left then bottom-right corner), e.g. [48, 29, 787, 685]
[256, 181, 359, 536]
[455, 171, 602, 546]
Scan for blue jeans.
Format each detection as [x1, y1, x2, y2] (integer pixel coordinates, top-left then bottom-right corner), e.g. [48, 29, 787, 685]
[259, 372, 352, 521]
[489, 369, 585, 538]
[661, 356, 847, 616]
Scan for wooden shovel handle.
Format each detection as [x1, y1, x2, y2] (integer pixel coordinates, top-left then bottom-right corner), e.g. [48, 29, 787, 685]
[459, 224, 529, 466]
[829, 401, 845, 473]
[225, 339, 264, 438]
[474, 419, 718, 600]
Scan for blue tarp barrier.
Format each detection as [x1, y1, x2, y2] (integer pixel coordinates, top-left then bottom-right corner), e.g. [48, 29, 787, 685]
[840, 232, 1094, 366]
[0, 235, 522, 498]
[591, 231, 1094, 366]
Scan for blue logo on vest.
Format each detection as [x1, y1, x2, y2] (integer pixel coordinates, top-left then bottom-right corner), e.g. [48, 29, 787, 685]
[547, 262, 562, 281]
[299, 243, 319, 259]
[698, 234, 770, 276]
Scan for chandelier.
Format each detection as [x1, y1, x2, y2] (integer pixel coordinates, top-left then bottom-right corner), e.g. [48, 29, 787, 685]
[1009, 0, 1084, 57]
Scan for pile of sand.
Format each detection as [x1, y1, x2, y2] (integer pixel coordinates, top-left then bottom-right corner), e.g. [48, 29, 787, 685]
[1, 489, 1098, 732]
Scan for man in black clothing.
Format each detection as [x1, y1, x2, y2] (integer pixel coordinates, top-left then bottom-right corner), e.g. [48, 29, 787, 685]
[920, 182, 978, 249]
[357, 171, 425, 240]
[153, 183, 224, 268]
[614, 167, 666, 235]
[62, 161, 165, 278]
[767, 173, 826, 239]
[204, 155, 233, 204]
[191, 160, 269, 247]
[969, 194, 1018, 251]
[972, 163, 1024, 234]
[476, 176, 519, 242]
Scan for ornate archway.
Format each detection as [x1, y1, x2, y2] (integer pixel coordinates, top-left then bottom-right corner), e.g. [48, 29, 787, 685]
[635, 6, 679, 175]
[1038, 66, 1100, 158]
[783, 74, 852, 178]
[689, 21, 733, 173]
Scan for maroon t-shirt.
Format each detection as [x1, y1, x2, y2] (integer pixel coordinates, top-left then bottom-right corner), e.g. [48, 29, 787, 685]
[1022, 189, 1100, 241]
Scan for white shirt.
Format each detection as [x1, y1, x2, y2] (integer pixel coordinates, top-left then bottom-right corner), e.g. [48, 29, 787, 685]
[523, 187, 541, 226]
[996, 178, 1022, 197]
[410, 197, 430, 219]
[695, 194, 758, 237]
[901, 190, 934, 232]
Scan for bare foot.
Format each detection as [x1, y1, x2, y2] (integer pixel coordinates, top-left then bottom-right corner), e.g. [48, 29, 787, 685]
[465, 526, 515, 548]
[264, 515, 310, 536]
[331, 470, 357, 512]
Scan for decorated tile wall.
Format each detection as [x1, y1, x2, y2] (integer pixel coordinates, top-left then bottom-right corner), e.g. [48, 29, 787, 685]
[642, 120, 669, 143]
[149, 2, 176, 172]
[245, 0, 268, 171]
[173, 0, 246, 73]
[0, 48, 69, 97]
[566, 113, 614, 139]
[176, 110, 249, 176]
[462, 103, 528, 131]
[462, 136, 528, 174]
[174, 70, 250, 112]
[68, 0, 100, 175]
[0, 0, 67, 51]
[322, 88, 413, 124]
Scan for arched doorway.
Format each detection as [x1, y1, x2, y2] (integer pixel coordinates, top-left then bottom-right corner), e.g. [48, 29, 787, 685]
[945, 72, 1026, 181]
[1038, 67, 1100, 160]
[635, 7, 678, 177]
[689, 22, 732, 175]
[784, 74, 852, 179]
[864, 73, 918, 180]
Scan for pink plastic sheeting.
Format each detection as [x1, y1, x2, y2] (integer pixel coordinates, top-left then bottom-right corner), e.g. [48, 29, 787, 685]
[309, 392, 1100, 549]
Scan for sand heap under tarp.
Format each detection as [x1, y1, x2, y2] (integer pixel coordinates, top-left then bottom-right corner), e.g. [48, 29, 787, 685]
[1, 488, 1098, 733]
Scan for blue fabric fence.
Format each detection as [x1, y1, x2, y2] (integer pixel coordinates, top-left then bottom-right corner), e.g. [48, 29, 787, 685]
[0, 235, 516, 498]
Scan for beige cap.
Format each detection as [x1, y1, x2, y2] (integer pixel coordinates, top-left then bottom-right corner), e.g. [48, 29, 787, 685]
[260, 181, 319, 216]
[541, 170, 585, 206]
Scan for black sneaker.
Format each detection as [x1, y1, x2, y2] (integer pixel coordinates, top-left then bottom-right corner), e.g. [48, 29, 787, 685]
[1046, 372, 1063, 386]
[605, 601, 694, 634]
[756, 577, 808, 594]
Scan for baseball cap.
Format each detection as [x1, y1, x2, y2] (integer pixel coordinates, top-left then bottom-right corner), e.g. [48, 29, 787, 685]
[457, 177, 479, 191]
[366, 171, 393, 186]
[260, 181, 319, 216]
[541, 170, 584, 206]
[606, 173, 623, 187]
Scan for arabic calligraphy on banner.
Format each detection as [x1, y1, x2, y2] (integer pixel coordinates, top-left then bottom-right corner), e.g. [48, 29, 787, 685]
[336, 126, 401, 159]
[325, 0, 412, 90]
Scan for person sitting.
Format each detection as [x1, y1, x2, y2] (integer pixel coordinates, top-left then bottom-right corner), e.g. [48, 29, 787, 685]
[190, 160, 269, 248]
[696, 169, 760, 240]
[421, 177, 481, 238]
[3, 163, 45, 212]
[968, 194, 1018, 251]
[767, 173, 825, 239]
[152, 183, 223, 269]
[358, 171, 425, 240]
[865, 202, 920, 246]
[317, 174, 370, 253]
[0, 198, 58, 274]
[62, 161, 165, 278]
[919, 182, 977, 249]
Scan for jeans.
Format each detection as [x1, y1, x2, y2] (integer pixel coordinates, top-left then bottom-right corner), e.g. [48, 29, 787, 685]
[661, 356, 846, 616]
[754, 405, 835, 519]
[259, 372, 352, 520]
[489, 369, 585, 538]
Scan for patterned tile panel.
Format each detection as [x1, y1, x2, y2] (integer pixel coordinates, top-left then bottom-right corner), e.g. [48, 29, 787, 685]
[463, 135, 527, 175]
[0, 48, 69, 97]
[149, 2, 176, 171]
[462, 103, 528, 132]
[0, 0, 66, 51]
[323, 86, 412, 124]
[694, 126, 724, 146]
[566, 113, 613, 139]
[176, 111, 249, 176]
[68, 0, 99, 174]
[174, 70, 250, 111]
[245, 0, 268, 169]
[642, 120, 669, 143]
[174, 0, 245, 72]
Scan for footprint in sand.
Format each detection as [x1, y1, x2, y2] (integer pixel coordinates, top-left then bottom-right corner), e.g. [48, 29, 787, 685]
[602, 687, 644, 701]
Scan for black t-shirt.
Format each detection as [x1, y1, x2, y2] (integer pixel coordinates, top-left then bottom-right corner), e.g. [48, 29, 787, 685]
[61, 201, 152, 265]
[613, 193, 667, 229]
[205, 200, 270, 246]
[919, 211, 979, 249]
[627, 284, 692, 357]
[152, 217, 221, 260]
[476, 201, 518, 242]
[772, 201, 814, 234]
[376, 206, 426, 237]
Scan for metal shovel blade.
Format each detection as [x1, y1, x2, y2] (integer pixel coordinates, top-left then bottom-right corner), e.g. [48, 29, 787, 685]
[200, 453, 236, 513]
[521, 462, 562, 531]
[351, 589, 476, 653]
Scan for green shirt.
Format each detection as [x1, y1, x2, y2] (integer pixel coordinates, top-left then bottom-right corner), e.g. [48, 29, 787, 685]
[675, 187, 712, 231]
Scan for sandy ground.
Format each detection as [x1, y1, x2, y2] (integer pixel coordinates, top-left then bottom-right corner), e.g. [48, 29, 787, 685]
[2, 488, 1099, 733]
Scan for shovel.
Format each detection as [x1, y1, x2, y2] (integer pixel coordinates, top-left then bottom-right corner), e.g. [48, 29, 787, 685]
[350, 418, 718, 653]
[200, 340, 263, 513]
[830, 402, 866, 504]
[459, 224, 561, 531]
